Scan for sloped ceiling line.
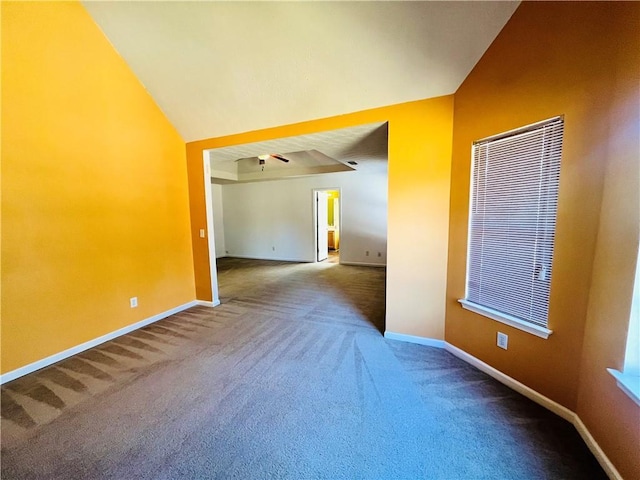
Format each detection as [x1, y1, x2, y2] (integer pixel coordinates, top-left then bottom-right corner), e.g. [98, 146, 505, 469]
[82, 1, 519, 141]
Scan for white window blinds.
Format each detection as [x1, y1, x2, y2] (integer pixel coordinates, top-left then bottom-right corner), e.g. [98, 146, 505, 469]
[463, 117, 564, 332]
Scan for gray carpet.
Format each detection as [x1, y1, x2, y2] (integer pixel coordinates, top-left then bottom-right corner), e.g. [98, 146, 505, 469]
[1, 258, 605, 479]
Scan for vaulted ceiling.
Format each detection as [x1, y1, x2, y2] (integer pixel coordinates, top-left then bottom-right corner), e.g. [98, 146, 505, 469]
[83, 1, 519, 143]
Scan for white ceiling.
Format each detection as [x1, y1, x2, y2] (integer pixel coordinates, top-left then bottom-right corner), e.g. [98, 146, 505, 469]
[83, 1, 519, 142]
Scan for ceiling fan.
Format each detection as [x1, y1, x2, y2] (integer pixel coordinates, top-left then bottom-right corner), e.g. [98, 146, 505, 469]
[235, 153, 289, 165]
[257, 153, 290, 164]
[235, 153, 291, 165]
[235, 153, 291, 171]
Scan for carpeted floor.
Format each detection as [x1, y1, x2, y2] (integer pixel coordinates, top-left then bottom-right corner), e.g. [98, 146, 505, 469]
[1, 258, 605, 479]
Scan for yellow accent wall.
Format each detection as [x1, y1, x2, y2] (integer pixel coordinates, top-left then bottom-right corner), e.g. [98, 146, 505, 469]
[327, 190, 338, 227]
[1, 2, 196, 373]
[445, 2, 639, 478]
[186, 96, 454, 340]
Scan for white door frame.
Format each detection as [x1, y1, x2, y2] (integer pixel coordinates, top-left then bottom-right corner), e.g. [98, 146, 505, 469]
[203, 151, 220, 306]
[316, 190, 329, 262]
[312, 187, 341, 263]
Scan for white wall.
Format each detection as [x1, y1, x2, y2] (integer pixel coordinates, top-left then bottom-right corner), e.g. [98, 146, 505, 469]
[217, 162, 387, 265]
[211, 183, 226, 258]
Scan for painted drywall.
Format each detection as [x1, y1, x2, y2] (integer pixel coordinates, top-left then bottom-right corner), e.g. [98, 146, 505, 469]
[1, 2, 195, 374]
[574, 3, 640, 479]
[220, 168, 386, 265]
[445, 2, 639, 478]
[211, 184, 226, 258]
[187, 96, 454, 339]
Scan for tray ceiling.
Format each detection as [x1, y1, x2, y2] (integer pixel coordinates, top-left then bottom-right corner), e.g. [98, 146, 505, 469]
[207, 122, 388, 184]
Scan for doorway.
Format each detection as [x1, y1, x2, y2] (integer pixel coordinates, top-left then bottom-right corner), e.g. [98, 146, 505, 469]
[314, 189, 340, 263]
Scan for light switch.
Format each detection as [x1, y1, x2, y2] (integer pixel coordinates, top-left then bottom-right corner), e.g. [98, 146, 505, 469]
[199, 229, 205, 238]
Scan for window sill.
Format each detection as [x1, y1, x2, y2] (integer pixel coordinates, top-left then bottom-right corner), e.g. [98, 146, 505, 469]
[607, 369, 640, 407]
[458, 299, 553, 339]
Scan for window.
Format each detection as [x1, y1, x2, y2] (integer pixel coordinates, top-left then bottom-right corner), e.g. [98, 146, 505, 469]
[608, 247, 640, 406]
[459, 117, 564, 338]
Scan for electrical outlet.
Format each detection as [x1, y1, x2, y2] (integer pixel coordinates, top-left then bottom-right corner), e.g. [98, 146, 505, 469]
[377, 252, 382, 257]
[130, 297, 138, 308]
[365, 251, 369, 256]
[199, 229, 205, 238]
[497, 332, 508, 350]
[272, 246, 275, 251]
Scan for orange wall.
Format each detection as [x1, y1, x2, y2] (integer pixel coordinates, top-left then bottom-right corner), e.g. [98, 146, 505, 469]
[446, 2, 639, 477]
[186, 96, 453, 339]
[1, 2, 196, 373]
[575, 3, 640, 478]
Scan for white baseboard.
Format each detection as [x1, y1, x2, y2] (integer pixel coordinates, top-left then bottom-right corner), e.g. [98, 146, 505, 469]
[385, 332, 621, 480]
[340, 261, 386, 268]
[1, 312, 623, 479]
[196, 299, 220, 307]
[572, 415, 622, 480]
[226, 254, 311, 263]
[219, 256, 386, 268]
[0, 300, 201, 385]
[444, 343, 621, 479]
[384, 331, 445, 348]
[444, 343, 575, 422]
[443, 342, 621, 479]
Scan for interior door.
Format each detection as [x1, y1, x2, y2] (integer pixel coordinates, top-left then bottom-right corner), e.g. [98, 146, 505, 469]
[316, 191, 329, 261]
[333, 197, 340, 251]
